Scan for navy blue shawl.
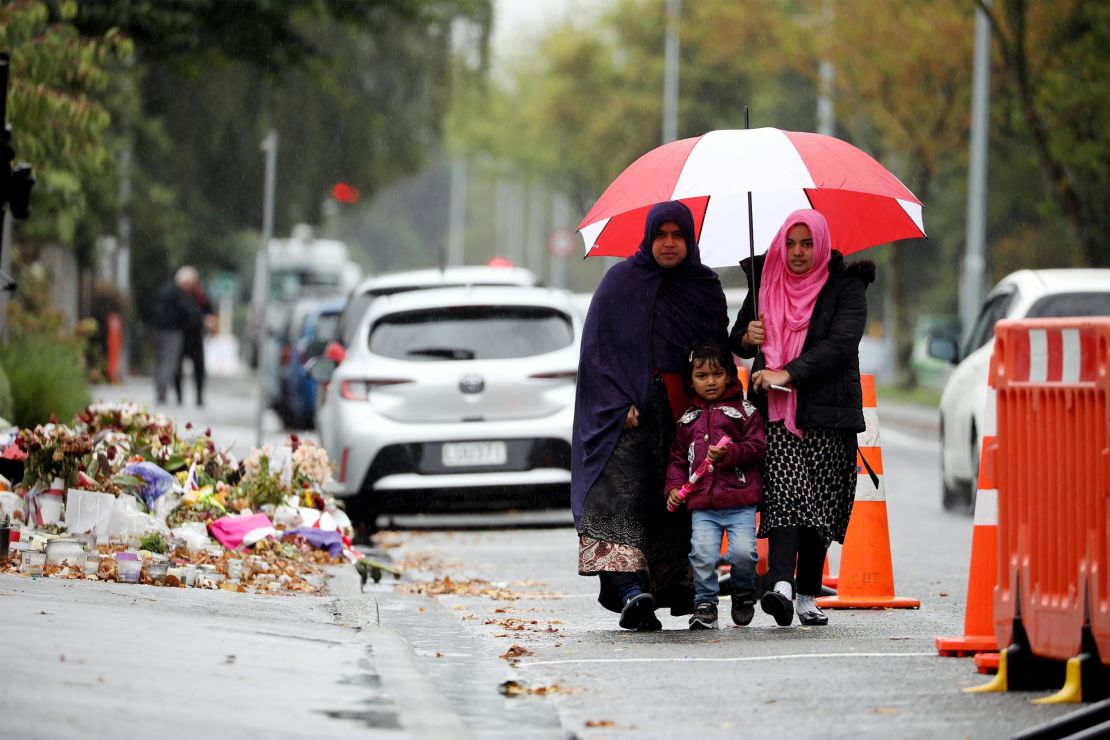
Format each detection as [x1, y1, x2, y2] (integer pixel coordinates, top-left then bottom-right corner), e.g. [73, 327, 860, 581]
[571, 201, 728, 529]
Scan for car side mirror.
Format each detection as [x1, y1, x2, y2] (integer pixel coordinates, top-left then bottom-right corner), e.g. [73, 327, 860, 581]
[306, 356, 338, 383]
[926, 335, 960, 365]
[304, 338, 329, 360]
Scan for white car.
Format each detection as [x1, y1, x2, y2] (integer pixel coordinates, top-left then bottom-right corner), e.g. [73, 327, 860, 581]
[312, 285, 580, 530]
[334, 265, 538, 347]
[934, 269, 1110, 510]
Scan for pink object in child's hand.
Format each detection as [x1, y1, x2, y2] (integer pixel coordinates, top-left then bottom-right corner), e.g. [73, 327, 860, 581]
[667, 435, 732, 512]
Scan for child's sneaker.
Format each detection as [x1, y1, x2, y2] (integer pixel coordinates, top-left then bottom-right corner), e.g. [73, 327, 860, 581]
[688, 602, 718, 630]
[731, 590, 756, 626]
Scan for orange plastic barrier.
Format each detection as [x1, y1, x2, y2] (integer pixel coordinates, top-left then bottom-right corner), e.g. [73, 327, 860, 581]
[937, 376, 1000, 657]
[993, 320, 1107, 657]
[106, 312, 122, 384]
[818, 374, 919, 610]
[987, 318, 1110, 700]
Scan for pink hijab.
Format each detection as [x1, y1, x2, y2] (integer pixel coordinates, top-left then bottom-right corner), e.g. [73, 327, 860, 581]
[758, 209, 832, 437]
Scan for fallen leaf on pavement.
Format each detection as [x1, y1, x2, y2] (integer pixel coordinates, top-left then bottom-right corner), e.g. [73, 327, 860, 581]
[399, 576, 519, 601]
[501, 645, 534, 660]
[499, 680, 578, 697]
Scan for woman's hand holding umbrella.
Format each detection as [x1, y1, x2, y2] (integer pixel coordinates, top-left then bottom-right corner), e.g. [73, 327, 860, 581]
[741, 312, 765, 350]
[751, 368, 793, 393]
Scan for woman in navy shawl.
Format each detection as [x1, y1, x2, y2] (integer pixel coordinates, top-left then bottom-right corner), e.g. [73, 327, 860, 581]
[572, 200, 729, 629]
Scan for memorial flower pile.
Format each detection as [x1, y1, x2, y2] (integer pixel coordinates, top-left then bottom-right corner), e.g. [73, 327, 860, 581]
[0, 401, 359, 594]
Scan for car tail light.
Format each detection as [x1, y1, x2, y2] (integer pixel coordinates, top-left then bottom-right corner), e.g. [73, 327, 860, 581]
[529, 370, 577, 382]
[339, 378, 413, 400]
[325, 341, 346, 364]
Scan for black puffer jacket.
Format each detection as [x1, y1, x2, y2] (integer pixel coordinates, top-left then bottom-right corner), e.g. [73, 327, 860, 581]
[728, 251, 875, 433]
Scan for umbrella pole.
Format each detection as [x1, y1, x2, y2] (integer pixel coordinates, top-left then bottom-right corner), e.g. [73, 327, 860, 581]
[743, 106, 758, 317]
[747, 190, 757, 318]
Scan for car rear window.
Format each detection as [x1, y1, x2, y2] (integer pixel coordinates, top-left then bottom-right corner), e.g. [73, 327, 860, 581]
[1026, 292, 1110, 318]
[369, 306, 573, 360]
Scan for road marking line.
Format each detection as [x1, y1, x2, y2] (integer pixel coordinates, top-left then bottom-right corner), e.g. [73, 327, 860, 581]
[517, 651, 935, 667]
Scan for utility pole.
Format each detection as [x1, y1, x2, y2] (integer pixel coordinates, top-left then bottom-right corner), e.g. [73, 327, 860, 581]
[254, 130, 277, 447]
[661, 0, 681, 144]
[816, 0, 835, 137]
[961, 1, 992, 337]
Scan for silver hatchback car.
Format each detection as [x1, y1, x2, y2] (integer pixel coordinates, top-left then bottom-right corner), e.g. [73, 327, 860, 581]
[313, 285, 580, 529]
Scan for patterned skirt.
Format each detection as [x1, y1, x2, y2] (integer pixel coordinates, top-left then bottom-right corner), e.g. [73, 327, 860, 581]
[758, 422, 857, 546]
[577, 378, 694, 614]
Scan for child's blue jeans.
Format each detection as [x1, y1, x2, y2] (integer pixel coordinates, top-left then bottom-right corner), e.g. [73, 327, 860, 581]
[689, 505, 759, 606]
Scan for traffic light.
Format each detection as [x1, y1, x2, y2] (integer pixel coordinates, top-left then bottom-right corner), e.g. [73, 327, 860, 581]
[332, 181, 360, 204]
[5, 161, 34, 219]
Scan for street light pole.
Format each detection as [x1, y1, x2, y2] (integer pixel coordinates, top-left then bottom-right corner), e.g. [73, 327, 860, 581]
[961, 1, 992, 338]
[661, 0, 681, 144]
[254, 129, 277, 447]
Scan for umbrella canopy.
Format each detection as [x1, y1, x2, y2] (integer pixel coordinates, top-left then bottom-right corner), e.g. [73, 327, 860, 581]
[578, 128, 925, 267]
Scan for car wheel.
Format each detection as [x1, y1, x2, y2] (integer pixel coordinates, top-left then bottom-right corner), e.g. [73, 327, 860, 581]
[346, 497, 381, 544]
[940, 417, 970, 511]
[942, 473, 966, 511]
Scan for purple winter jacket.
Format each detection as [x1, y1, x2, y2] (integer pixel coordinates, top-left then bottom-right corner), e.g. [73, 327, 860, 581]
[664, 381, 767, 511]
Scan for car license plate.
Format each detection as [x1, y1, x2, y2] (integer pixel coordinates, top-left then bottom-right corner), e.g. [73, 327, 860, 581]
[441, 441, 508, 467]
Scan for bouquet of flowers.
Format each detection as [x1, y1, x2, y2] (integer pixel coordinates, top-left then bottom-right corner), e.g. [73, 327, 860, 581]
[77, 402, 175, 441]
[241, 443, 292, 509]
[289, 434, 332, 509]
[15, 423, 94, 490]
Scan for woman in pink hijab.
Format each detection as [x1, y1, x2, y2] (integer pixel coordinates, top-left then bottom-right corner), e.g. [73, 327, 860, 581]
[728, 209, 874, 627]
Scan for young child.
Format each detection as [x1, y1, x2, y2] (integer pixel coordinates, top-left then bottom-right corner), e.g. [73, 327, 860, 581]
[666, 340, 767, 630]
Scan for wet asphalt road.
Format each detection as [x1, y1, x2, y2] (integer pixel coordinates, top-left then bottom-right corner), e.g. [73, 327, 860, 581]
[363, 424, 1078, 739]
[82, 375, 1080, 737]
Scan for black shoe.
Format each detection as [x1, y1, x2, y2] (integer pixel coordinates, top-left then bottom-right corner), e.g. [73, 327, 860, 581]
[619, 592, 656, 630]
[688, 602, 718, 630]
[637, 611, 663, 631]
[796, 599, 829, 626]
[731, 590, 756, 627]
[761, 589, 794, 627]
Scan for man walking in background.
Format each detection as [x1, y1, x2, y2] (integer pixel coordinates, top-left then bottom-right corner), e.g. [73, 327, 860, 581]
[174, 278, 215, 407]
[151, 266, 200, 404]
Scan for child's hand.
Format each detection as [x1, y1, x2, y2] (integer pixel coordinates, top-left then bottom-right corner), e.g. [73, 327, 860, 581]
[666, 489, 684, 510]
[707, 444, 727, 463]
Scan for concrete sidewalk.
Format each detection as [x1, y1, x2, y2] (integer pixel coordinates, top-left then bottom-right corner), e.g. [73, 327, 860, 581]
[0, 568, 468, 739]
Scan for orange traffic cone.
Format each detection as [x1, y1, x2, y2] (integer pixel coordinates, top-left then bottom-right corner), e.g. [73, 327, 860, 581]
[936, 384, 1000, 656]
[974, 651, 1000, 675]
[817, 374, 919, 610]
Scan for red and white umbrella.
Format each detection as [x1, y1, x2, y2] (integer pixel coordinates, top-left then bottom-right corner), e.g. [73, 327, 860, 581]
[578, 128, 925, 267]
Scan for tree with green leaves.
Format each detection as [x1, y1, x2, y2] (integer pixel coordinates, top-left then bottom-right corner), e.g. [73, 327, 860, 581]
[1, 0, 131, 251]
